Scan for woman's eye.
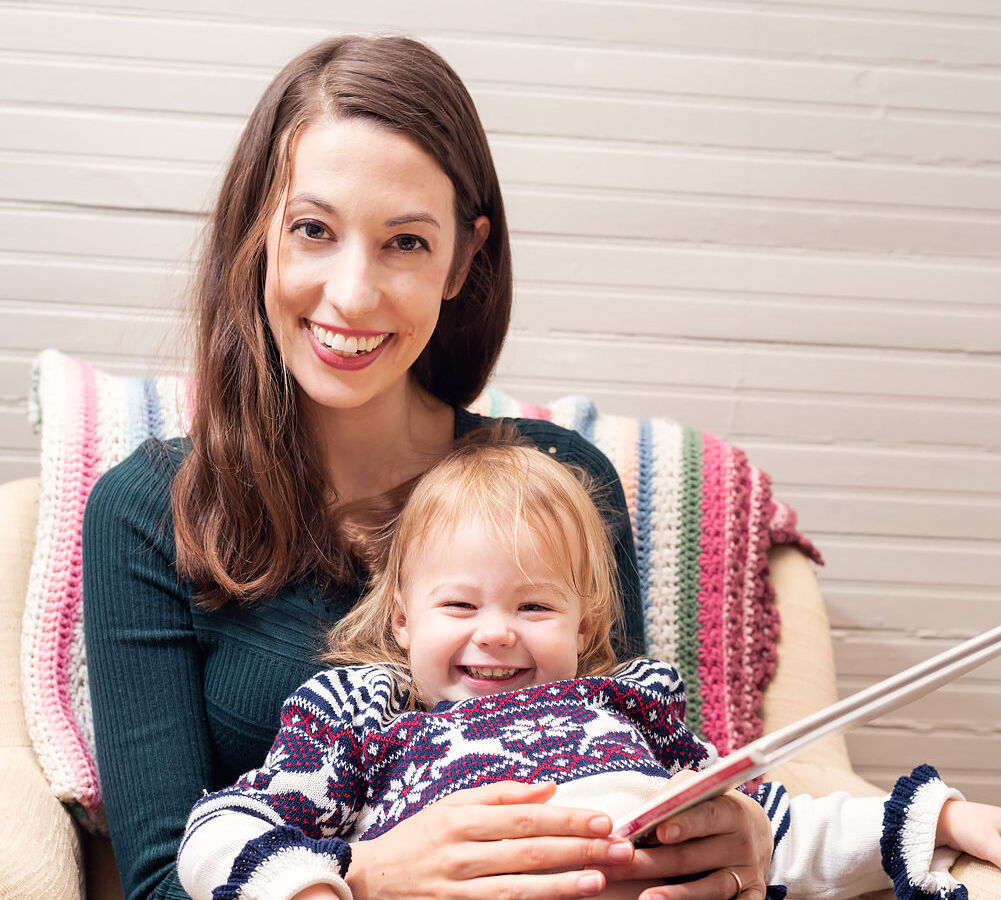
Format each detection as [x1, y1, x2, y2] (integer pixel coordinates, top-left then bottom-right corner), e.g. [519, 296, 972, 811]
[392, 234, 428, 253]
[291, 220, 328, 240]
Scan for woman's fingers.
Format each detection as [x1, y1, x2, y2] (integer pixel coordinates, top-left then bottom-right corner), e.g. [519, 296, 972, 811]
[637, 866, 764, 900]
[441, 833, 634, 880]
[609, 833, 739, 880]
[655, 792, 744, 844]
[437, 779, 626, 843]
[349, 837, 610, 900]
[467, 870, 609, 900]
[442, 779, 561, 808]
[453, 802, 618, 841]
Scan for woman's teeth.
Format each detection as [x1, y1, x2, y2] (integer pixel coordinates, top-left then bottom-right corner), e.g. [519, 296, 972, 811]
[462, 666, 521, 680]
[309, 322, 387, 356]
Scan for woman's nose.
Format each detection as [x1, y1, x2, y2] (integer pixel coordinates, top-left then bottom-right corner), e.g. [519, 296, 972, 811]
[325, 242, 380, 319]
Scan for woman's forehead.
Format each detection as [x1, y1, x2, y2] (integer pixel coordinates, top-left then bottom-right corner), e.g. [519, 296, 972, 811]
[285, 116, 456, 217]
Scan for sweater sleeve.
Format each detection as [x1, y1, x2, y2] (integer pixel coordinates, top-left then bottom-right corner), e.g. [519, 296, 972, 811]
[750, 766, 964, 900]
[609, 658, 718, 771]
[177, 666, 396, 900]
[83, 441, 208, 900]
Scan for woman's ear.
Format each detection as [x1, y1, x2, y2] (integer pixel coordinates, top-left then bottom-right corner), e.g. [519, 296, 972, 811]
[444, 215, 490, 300]
[391, 593, 410, 650]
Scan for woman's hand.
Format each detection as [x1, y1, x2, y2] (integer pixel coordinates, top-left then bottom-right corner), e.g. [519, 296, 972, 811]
[600, 773, 773, 900]
[936, 799, 1001, 867]
[345, 780, 636, 900]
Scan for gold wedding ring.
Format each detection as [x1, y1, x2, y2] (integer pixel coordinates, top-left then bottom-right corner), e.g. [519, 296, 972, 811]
[723, 868, 743, 899]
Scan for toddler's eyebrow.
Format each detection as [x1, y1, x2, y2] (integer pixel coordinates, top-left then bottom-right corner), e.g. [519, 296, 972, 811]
[517, 582, 570, 600]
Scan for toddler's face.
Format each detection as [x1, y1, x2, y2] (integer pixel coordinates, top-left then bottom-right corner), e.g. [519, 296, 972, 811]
[392, 514, 587, 704]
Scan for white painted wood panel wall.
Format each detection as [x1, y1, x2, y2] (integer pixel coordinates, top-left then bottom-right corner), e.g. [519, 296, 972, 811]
[2, 1, 999, 802]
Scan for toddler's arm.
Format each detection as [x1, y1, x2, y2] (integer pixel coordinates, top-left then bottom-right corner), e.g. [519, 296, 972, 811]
[758, 764, 968, 900]
[176, 666, 384, 900]
[935, 799, 1001, 874]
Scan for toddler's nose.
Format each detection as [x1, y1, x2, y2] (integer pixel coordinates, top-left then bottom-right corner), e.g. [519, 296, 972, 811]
[473, 614, 516, 648]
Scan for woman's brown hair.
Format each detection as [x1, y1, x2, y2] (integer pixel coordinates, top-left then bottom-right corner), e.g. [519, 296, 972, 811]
[325, 441, 623, 708]
[171, 36, 512, 606]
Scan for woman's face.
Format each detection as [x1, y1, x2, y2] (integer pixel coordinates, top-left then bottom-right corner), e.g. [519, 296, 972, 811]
[263, 116, 479, 416]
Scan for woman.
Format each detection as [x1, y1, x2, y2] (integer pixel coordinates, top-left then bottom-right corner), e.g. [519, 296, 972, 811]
[82, 36, 772, 900]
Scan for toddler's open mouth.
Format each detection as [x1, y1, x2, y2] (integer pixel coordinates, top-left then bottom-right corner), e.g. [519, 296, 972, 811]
[460, 666, 525, 681]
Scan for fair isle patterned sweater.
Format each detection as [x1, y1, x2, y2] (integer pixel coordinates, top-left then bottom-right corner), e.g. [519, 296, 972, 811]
[178, 659, 966, 900]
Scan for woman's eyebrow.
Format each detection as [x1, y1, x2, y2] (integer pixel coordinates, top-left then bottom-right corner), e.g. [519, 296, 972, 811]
[288, 192, 335, 213]
[385, 212, 441, 229]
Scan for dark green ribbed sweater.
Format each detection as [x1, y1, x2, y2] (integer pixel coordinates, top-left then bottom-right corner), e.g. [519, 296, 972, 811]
[82, 409, 644, 900]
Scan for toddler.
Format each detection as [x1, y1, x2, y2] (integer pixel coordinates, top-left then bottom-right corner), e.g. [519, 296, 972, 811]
[178, 441, 1001, 900]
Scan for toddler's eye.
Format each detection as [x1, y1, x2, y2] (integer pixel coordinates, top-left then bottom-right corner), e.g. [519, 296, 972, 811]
[441, 599, 475, 610]
[392, 234, 429, 253]
[520, 602, 551, 613]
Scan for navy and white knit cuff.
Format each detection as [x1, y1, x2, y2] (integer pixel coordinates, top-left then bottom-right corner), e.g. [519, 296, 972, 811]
[212, 825, 353, 900]
[881, 764, 966, 900]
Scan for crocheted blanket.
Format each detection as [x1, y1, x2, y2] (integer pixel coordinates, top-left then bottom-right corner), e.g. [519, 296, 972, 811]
[22, 349, 819, 834]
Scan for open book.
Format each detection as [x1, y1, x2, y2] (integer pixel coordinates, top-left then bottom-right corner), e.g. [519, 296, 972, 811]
[612, 624, 1001, 840]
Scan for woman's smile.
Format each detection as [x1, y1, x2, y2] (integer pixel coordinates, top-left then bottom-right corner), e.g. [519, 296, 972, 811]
[305, 319, 393, 371]
[307, 321, 390, 356]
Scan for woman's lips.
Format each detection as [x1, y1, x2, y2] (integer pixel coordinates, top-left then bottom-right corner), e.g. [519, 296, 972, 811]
[304, 320, 392, 371]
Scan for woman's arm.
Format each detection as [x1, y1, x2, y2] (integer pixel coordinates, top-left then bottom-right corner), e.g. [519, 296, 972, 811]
[83, 442, 210, 900]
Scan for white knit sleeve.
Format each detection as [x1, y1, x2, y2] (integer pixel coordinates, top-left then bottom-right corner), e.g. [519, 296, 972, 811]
[753, 766, 964, 900]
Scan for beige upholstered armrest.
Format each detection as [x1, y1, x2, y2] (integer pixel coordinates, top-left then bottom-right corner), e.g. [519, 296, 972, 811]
[760, 545, 852, 775]
[761, 545, 1001, 899]
[0, 477, 85, 900]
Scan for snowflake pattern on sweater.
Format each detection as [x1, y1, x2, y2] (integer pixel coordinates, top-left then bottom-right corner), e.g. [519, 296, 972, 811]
[205, 658, 711, 842]
[178, 659, 966, 900]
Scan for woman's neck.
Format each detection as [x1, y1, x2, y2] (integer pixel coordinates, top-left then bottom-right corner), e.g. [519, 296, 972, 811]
[307, 376, 455, 504]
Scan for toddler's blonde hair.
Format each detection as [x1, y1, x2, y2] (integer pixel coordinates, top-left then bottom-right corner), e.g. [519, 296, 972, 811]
[325, 436, 624, 699]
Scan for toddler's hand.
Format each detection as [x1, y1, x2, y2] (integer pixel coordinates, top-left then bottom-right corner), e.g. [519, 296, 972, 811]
[290, 886, 343, 900]
[937, 799, 1001, 867]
